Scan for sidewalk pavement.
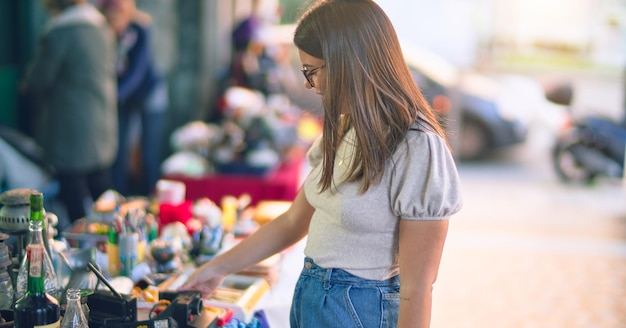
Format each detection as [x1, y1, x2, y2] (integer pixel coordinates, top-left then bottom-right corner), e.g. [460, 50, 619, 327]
[432, 164, 626, 328]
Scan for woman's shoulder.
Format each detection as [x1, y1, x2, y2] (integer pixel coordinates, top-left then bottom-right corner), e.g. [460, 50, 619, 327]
[408, 116, 438, 134]
[405, 119, 447, 147]
[393, 118, 455, 170]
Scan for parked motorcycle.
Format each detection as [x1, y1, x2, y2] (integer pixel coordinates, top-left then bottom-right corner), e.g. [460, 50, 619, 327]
[548, 83, 626, 184]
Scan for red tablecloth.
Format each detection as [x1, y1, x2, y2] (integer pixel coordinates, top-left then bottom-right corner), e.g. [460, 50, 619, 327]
[163, 157, 303, 206]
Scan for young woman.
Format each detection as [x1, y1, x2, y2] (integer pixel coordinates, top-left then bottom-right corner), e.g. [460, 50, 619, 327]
[181, 1, 463, 327]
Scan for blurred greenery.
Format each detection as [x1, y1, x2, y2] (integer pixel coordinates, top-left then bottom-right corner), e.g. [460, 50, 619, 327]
[494, 54, 621, 76]
[279, 0, 307, 24]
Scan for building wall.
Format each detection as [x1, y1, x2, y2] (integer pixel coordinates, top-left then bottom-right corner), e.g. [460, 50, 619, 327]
[377, 0, 626, 70]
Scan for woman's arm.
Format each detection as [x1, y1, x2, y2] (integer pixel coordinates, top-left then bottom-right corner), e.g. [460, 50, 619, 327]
[180, 187, 314, 297]
[397, 219, 449, 327]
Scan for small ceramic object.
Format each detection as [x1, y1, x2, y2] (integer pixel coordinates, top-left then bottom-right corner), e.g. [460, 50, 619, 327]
[0, 188, 37, 234]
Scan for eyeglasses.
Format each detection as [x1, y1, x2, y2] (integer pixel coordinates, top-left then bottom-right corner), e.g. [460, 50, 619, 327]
[301, 65, 325, 88]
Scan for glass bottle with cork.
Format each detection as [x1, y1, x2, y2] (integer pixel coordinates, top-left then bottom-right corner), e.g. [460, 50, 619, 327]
[15, 192, 60, 300]
[14, 243, 61, 328]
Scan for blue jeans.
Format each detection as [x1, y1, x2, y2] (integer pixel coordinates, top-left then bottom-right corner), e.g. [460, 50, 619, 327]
[290, 258, 400, 328]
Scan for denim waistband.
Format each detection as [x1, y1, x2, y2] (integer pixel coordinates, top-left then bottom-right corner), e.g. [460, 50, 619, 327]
[301, 257, 399, 287]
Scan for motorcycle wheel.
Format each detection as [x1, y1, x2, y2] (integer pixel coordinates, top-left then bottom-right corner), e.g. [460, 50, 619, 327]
[552, 141, 597, 184]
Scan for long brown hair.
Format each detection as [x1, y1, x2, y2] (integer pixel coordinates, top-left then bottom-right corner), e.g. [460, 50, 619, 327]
[294, 0, 448, 193]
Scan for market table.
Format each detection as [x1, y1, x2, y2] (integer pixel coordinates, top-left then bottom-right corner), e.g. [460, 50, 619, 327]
[163, 156, 305, 206]
[160, 238, 306, 328]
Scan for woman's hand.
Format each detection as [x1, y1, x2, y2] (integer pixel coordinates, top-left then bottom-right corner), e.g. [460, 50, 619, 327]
[178, 188, 314, 299]
[178, 262, 226, 299]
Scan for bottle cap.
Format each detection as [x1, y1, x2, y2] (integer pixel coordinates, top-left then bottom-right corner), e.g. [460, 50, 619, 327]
[30, 191, 44, 214]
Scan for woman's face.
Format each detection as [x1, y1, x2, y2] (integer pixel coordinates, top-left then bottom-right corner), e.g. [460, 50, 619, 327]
[298, 49, 326, 95]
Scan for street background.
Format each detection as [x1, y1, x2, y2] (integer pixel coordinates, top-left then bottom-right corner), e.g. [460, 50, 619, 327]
[268, 2, 626, 325]
[4, 1, 624, 326]
[431, 73, 626, 327]
[258, 74, 626, 328]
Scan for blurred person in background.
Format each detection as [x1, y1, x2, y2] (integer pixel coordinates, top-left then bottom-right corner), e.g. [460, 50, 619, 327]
[228, 0, 275, 94]
[208, 0, 283, 123]
[22, 0, 117, 226]
[181, 0, 463, 327]
[99, 0, 168, 197]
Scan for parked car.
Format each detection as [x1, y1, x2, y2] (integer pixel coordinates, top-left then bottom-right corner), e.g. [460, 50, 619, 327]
[403, 42, 574, 161]
[403, 43, 525, 160]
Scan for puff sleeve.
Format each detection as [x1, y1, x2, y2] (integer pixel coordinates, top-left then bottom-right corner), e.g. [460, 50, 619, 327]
[389, 130, 463, 220]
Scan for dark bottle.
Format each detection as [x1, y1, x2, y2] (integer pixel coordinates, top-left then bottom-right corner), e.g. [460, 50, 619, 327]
[14, 243, 61, 328]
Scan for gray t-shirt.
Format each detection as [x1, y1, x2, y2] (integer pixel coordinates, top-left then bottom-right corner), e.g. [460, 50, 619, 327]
[303, 120, 463, 280]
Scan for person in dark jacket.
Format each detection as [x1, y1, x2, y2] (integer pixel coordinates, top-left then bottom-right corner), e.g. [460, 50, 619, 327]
[99, 0, 168, 197]
[24, 0, 118, 223]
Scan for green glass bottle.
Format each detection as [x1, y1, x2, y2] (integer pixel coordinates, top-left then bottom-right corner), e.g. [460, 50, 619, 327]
[14, 243, 61, 328]
[15, 192, 59, 300]
[27, 192, 52, 258]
